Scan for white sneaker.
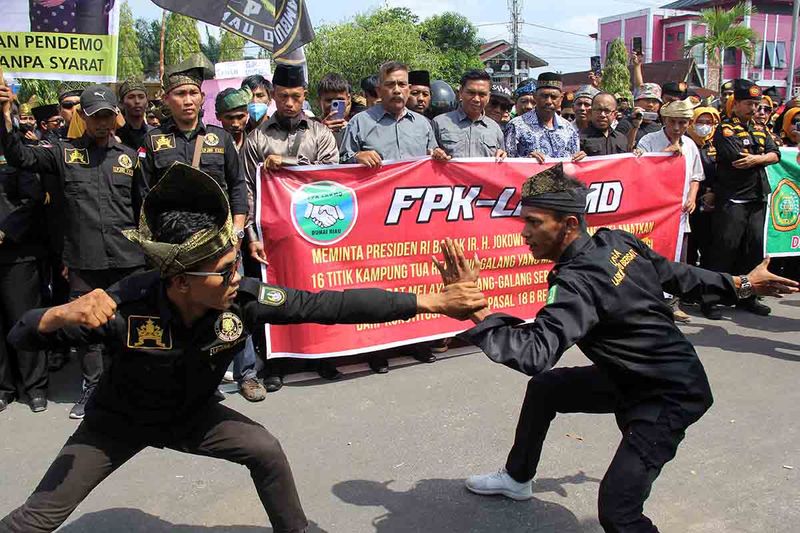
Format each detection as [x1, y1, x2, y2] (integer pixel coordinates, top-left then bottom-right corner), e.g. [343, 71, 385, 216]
[465, 469, 534, 500]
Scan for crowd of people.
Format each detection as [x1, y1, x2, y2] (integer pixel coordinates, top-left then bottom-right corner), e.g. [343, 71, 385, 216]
[1, 53, 799, 417]
[0, 50, 799, 533]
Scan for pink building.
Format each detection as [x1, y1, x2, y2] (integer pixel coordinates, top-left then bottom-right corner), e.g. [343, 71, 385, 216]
[597, 0, 800, 97]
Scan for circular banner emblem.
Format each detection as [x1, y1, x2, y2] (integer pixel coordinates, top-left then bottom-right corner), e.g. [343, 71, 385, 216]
[770, 178, 800, 232]
[205, 133, 220, 146]
[215, 312, 243, 342]
[291, 181, 358, 245]
[118, 154, 133, 169]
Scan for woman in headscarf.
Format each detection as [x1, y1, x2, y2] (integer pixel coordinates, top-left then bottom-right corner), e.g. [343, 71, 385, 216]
[754, 95, 782, 146]
[686, 106, 720, 272]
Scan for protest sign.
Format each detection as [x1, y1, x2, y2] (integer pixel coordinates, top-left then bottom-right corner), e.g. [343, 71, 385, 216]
[215, 59, 272, 80]
[765, 148, 800, 257]
[257, 154, 686, 359]
[2, 0, 120, 82]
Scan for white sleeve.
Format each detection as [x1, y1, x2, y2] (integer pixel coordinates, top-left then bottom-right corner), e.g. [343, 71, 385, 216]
[684, 140, 705, 182]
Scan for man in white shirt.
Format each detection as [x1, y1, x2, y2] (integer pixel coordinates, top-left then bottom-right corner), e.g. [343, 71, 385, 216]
[636, 98, 705, 322]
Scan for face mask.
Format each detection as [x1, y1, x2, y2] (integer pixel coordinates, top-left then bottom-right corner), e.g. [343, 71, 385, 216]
[248, 102, 268, 122]
[694, 124, 713, 137]
[19, 123, 34, 133]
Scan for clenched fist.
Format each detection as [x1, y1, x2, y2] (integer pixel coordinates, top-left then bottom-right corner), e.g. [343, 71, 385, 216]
[40, 289, 117, 333]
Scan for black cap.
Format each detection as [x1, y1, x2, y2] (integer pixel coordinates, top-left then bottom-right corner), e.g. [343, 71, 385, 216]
[536, 72, 563, 91]
[80, 85, 119, 116]
[273, 64, 305, 88]
[732, 79, 761, 101]
[490, 83, 513, 104]
[763, 85, 779, 98]
[662, 81, 688, 98]
[32, 103, 60, 125]
[721, 80, 734, 92]
[408, 70, 431, 87]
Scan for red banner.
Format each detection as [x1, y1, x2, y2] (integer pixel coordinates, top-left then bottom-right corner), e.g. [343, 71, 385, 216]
[256, 154, 686, 358]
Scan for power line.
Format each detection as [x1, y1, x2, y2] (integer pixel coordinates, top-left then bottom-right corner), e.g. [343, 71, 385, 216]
[521, 22, 594, 39]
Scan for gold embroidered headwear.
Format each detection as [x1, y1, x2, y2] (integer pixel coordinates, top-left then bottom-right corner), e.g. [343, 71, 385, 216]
[123, 162, 236, 277]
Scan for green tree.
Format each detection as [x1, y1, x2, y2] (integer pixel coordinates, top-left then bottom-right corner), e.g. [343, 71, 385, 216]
[419, 13, 480, 54]
[18, 80, 59, 105]
[117, 1, 144, 80]
[218, 30, 246, 62]
[305, 9, 442, 106]
[601, 38, 632, 102]
[201, 27, 221, 64]
[684, 2, 758, 92]
[135, 18, 161, 79]
[164, 13, 201, 66]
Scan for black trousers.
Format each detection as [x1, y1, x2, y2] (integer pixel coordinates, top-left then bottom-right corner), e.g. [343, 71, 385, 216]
[505, 366, 686, 533]
[705, 201, 765, 275]
[0, 402, 308, 533]
[68, 267, 141, 387]
[0, 261, 47, 399]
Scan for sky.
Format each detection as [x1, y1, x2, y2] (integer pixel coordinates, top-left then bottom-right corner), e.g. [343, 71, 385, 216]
[128, 0, 667, 75]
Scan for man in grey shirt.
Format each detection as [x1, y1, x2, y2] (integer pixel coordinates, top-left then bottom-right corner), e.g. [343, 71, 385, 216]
[340, 61, 441, 166]
[433, 69, 507, 159]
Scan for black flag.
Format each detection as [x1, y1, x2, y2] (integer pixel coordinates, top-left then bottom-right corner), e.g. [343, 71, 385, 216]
[152, 0, 315, 55]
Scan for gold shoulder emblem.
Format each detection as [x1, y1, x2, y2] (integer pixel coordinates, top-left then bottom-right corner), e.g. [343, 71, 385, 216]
[152, 133, 175, 152]
[215, 312, 243, 342]
[127, 316, 172, 350]
[64, 148, 89, 165]
[258, 285, 287, 306]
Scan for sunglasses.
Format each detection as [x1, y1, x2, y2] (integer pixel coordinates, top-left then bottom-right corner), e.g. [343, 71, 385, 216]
[184, 251, 241, 287]
[489, 99, 513, 112]
[46, 117, 65, 125]
[756, 105, 772, 113]
[60, 101, 78, 109]
[561, 113, 576, 120]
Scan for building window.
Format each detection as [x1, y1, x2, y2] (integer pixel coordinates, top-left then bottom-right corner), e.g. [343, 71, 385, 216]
[690, 44, 706, 65]
[723, 47, 737, 65]
[677, 31, 684, 43]
[667, 33, 674, 43]
[755, 41, 787, 69]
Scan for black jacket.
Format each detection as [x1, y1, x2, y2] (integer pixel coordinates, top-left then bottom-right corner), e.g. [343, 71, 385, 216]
[713, 115, 780, 203]
[140, 120, 248, 216]
[579, 124, 629, 156]
[462, 229, 738, 428]
[0, 124, 144, 271]
[0, 145, 46, 264]
[9, 272, 417, 444]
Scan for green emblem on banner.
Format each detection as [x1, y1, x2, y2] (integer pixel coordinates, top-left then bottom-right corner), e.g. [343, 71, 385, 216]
[770, 179, 800, 231]
[291, 181, 358, 245]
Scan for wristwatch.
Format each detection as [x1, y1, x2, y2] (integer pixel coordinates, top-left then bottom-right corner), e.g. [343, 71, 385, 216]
[736, 275, 753, 299]
[235, 227, 245, 241]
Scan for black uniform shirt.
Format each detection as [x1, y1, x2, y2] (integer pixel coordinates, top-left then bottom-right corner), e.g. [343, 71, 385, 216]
[713, 115, 780, 203]
[9, 272, 417, 444]
[0, 124, 145, 270]
[461, 229, 738, 427]
[141, 120, 248, 215]
[579, 124, 629, 156]
[0, 146, 46, 264]
[614, 118, 661, 143]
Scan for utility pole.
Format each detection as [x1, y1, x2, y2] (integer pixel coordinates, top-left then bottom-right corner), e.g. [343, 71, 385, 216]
[787, 0, 800, 98]
[509, 0, 523, 88]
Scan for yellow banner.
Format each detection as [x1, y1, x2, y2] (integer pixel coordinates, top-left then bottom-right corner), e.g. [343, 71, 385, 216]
[0, 31, 118, 81]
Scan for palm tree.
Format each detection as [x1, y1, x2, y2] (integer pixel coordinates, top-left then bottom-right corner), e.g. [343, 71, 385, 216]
[684, 2, 759, 92]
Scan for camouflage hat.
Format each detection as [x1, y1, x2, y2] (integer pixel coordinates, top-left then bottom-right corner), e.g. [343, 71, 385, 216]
[634, 83, 662, 103]
[58, 81, 91, 101]
[574, 85, 600, 102]
[215, 87, 252, 114]
[118, 78, 147, 99]
[163, 53, 215, 94]
[123, 162, 236, 278]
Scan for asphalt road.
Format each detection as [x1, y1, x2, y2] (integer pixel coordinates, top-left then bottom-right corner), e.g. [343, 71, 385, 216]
[1, 296, 798, 532]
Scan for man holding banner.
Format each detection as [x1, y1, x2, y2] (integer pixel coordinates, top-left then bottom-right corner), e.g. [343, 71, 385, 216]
[453, 164, 797, 532]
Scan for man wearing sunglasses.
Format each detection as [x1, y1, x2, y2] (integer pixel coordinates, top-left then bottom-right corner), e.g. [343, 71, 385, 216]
[0, 162, 486, 533]
[486, 84, 514, 132]
[56, 82, 89, 138]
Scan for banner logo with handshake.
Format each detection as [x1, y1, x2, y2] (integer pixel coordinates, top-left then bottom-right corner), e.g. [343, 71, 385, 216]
[291, 181, 358, 245]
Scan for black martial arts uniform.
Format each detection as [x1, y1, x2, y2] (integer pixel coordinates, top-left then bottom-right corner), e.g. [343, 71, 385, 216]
[1, 272, 417, 533]
[461, 228, 740, 532]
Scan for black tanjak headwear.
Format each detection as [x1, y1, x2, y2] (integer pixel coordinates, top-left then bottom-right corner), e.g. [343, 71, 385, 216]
[273, 64, 305, 88]
[408, 70, 431, 87]
[520, 163, 588, 213]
